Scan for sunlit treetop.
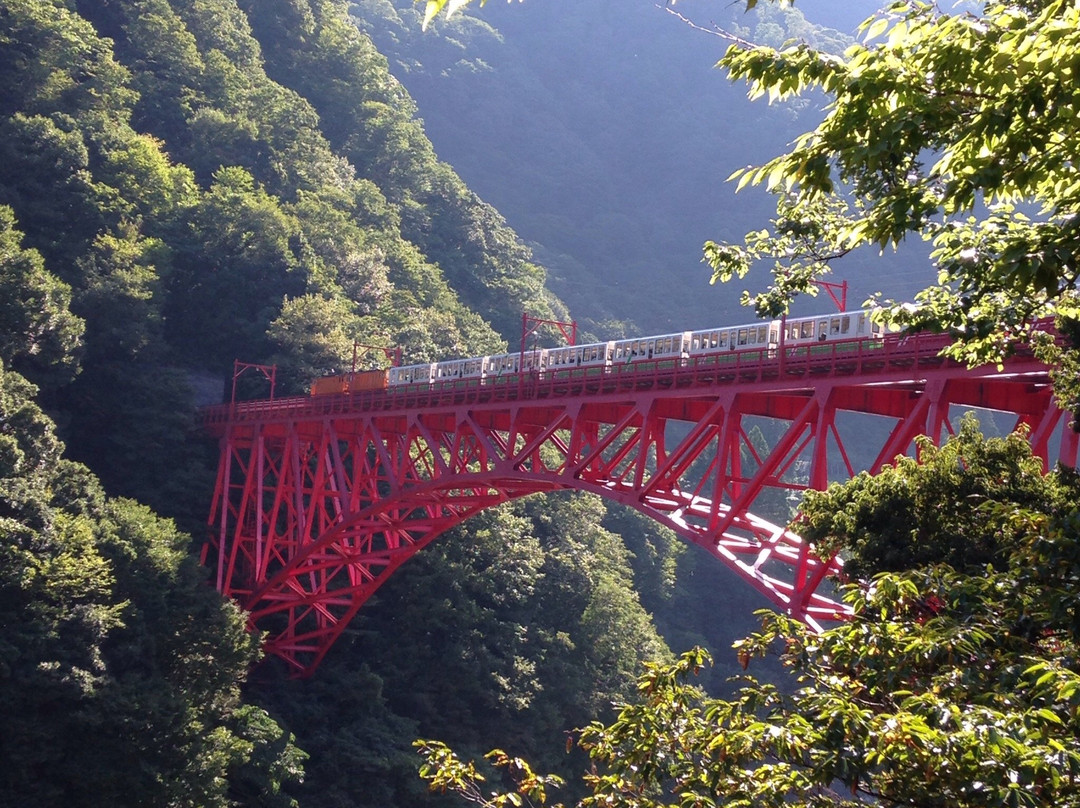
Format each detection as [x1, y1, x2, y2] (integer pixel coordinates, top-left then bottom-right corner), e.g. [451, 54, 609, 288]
[710, 0, 1080, 366]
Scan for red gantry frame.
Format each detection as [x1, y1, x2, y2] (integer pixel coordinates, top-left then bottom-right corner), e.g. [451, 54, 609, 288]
[200, 325, 1076, 676]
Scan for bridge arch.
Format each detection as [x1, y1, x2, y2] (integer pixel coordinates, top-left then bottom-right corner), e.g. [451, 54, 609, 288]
[201, 331, 1075, 675]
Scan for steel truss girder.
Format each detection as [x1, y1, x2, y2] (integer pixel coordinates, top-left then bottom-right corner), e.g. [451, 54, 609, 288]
[204, 350, 1073, 675]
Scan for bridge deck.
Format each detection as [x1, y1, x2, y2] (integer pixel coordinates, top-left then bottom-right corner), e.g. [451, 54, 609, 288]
[202, 330, 1023, 430]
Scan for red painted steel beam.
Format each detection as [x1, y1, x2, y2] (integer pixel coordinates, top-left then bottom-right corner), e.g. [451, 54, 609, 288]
[201, 329, 1074, 675]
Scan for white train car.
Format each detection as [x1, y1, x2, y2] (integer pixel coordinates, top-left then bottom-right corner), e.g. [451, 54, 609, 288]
[432, 356, 485, 382]
[484, 349, 547, 378]
[687, 320, 778, 357]
[389, 363, 435, 386]
[783, 309, 879, 347]
[611, 331, 690, 363]
[545, 340, 614, 372]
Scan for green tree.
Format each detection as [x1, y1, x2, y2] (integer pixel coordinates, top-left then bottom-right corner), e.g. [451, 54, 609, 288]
[0, 112, 113, 270]
[797, 415, 1064, 579]
[418, 426, 1080, 808]
[0, 358, 304, 807]
[0, 206, 84, 385]
[701, 0, 1080, 385]
[266, 292, 367, 390]
[166, 166, 311, 365]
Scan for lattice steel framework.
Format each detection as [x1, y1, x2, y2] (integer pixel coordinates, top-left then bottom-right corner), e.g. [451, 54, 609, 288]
[200, 331, 1076, 675]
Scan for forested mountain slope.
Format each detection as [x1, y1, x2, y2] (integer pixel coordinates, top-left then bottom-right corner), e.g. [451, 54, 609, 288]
[0, 1, 768, 806]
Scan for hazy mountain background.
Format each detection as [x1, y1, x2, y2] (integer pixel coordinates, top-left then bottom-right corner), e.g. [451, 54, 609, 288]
[352, 0, 934, 337]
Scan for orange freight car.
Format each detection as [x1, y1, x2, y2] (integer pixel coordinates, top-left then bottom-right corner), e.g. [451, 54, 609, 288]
[310, 370, 389, 395]
[311, 374, 350, 395]
[348, 369, 389, 391]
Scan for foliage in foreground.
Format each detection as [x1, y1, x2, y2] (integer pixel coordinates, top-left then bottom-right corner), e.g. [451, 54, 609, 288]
[703, 0, 1080, 433]
[416, 423, 1080, 808]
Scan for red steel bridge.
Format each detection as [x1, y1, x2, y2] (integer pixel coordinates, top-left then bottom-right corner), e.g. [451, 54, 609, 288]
[199, 328, 1076, 676]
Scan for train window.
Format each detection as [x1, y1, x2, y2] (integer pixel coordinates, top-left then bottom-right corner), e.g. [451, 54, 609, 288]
[718, 332, 727, 347]
[738, 328, 748, 346]
[801, 322, 814, 339]
[769, 325, 779, 344]
[831, 317, 841, 334]
[758, 326, 767, 342]
[841, 316, 851, 334]
[857, 314, 881, 335]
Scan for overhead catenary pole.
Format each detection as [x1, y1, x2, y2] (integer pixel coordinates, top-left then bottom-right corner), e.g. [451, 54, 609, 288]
[519, 312, 577, 394]
[231, 360, 277, 408]
[814, 279, 848, 312]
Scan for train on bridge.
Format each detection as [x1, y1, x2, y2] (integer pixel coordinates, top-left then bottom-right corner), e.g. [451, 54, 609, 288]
[310, 308, 883, 395]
